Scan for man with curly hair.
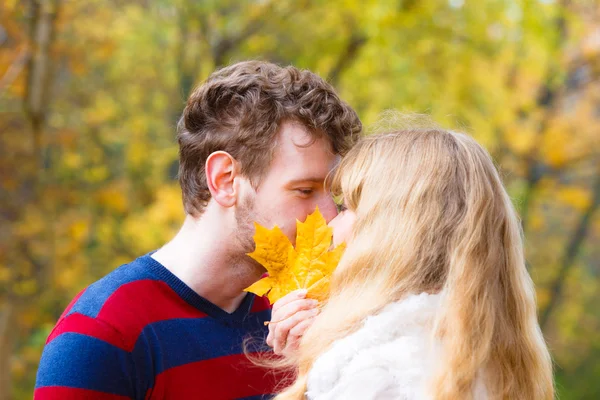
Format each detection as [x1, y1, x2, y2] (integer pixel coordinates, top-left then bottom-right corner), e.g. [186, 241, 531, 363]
[35, 61, 362, 399]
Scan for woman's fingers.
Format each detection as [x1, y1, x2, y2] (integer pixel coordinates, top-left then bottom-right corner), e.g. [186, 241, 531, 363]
[269, 308, 319, 355]
[271, 289, 308, 314]
[266, 290, 319, 355]
[284, 315, 317, 355]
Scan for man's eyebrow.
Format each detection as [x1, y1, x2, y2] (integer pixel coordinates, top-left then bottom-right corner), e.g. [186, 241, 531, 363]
[286, 177, 327, 185]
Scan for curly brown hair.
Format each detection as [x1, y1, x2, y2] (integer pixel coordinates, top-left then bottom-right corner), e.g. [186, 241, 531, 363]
[177, 60, 362, 217]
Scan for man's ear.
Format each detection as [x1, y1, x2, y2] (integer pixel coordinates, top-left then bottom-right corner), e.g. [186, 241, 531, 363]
[205, 151, 239, 208]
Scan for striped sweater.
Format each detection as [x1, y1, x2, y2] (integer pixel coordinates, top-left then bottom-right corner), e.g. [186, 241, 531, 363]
[35, 253, 282, 399]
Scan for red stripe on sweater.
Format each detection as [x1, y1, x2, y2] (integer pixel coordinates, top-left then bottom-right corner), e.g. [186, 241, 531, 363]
[250, 295, 272, 313]
[145, 353, 291, 400]
[34, 386, 131, 400]
[46, 312, 126, 349]
[49, 280, 269, 352]
[95, 280, 208, 351]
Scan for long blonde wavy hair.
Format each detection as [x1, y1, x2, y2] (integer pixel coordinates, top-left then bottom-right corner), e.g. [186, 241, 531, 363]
[273, 121, 554, 399]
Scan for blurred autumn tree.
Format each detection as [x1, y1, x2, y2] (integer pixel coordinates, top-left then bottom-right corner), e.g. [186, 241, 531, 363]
[1, 0, 599, 399]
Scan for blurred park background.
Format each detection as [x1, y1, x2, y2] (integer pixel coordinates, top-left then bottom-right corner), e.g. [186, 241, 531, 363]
[1, 0, 599, 398]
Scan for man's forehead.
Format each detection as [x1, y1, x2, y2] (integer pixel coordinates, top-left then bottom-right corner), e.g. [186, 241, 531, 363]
[283, 154, 341, 184]
[263, 121, 339, 181]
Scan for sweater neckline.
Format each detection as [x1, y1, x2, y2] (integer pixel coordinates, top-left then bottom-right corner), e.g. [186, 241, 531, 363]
[139, 252, 256, 325]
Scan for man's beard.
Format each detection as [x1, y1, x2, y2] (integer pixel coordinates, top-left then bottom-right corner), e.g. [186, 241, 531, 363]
[234, 192, 262, 264]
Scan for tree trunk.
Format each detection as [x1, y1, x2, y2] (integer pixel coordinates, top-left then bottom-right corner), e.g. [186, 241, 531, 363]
[0, 2, 61, 398]
[539, 163, 600, 329]
[0, 301, 16, 400]
[24, 0, 59, 160]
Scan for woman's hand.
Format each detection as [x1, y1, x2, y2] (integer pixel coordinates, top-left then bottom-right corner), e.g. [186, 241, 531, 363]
[266, 289, 319, 357]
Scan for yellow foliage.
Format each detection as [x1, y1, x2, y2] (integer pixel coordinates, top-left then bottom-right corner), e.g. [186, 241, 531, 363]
[540, 119, 586, 169]
[63, 153, 83, 169]
[83, 166, 110, 183]
[506, 125, 537, 155]
[245, 207, 345, 304]
[95, 185, 129, 213]
[148, 185, 184, 225]
[69, 220, 89, 242]
[0, 266, 11, 283]
[129, 116, 149, 135]
[556, 186, 592, 212]
[11, 359, 25, 380]
[529, 212, 546, 231]
[127, 141, 148, 167]
[56, 265, 85, 291]
[122, 184, 183, 252]
[96, 219, 115, 244]
[15, 209, 46, 237]
[84, 94, 119, 125]
[13, 280, 37, 297]
[20, 309, 42, 330]
[2, 176, 18, 191]
[536, 286, 550, 313]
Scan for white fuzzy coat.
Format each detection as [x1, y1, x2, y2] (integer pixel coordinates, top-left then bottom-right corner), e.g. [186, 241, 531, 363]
[306, 293, 488, 400]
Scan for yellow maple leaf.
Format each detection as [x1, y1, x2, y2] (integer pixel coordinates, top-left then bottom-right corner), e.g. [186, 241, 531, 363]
[244, 207, 346, 304]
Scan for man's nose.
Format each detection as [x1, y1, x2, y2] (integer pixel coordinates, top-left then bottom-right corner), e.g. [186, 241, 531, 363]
[319, 196, 338, 223]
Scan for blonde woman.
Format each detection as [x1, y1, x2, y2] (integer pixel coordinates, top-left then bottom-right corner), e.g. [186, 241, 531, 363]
[269, 124, 554, 399]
